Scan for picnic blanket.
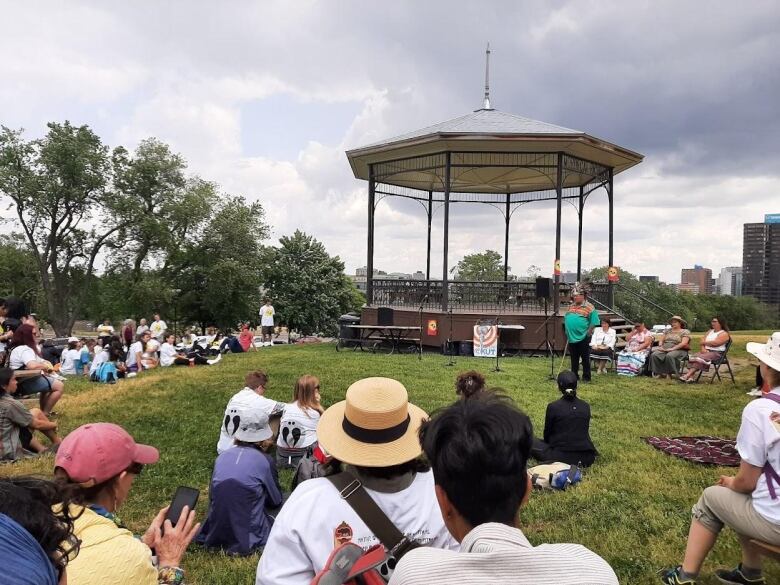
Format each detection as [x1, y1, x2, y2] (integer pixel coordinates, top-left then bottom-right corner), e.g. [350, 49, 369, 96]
[643, 436, 740, 467]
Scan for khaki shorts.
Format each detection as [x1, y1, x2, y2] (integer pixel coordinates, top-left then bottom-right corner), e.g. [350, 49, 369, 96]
[692, 485, 780, 545]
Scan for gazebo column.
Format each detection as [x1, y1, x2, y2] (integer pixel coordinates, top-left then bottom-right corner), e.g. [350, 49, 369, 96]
[366, 164, 375, 306]
[553, 153, 563, 313]
[426, 190, 433, 281]
[607, 167, 615, 307]
[576, 185, 584, 282]
[441, 153, 451, 311]
[503, 193, 510, 281]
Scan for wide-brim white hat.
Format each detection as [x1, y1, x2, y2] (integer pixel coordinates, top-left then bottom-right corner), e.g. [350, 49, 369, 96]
[747, 332, 780, 372]
[317, 377, 427, 467]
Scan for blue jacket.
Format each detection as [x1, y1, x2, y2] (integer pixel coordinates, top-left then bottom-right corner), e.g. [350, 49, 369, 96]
[197, 445, 282, 555]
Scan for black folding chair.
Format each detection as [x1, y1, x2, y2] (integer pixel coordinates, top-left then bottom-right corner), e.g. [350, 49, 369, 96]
[694, 339, 736, 385]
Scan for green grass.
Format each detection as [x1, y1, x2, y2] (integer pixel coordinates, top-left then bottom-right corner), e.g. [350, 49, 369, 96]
[4, 331, 777, 585]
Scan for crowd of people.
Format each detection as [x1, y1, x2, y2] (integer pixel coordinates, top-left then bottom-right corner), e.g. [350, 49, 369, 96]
[1, 285, 779, 584]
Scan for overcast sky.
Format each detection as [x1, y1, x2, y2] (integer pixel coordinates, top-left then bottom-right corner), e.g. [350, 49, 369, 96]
[2, 1, 779, 283]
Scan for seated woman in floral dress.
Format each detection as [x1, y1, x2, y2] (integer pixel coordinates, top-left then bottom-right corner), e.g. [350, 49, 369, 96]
[616, 320, 653, 377]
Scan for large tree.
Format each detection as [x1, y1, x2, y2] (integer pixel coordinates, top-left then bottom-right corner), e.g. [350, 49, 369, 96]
[451, 250, 510, 281]
[0, 122, 126, 334]
[262, 230, 362, 336]
[170, 196, 269, 332]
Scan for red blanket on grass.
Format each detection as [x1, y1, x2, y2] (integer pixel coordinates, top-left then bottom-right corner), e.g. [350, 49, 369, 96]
[643, 436, 740, 467]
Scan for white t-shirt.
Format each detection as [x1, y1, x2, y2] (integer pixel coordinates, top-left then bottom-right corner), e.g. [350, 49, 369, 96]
[216, 388, 287, 454]
[126, 341, 143, 368]
[277, 402, 321, 450]
[60, 349, 83, 375]
[89, 349, 109, 375]
[150, 320, 167, 339]
[136, 325, 149, 336]
[737, 388, 780, 523]
[9, 346, 38, 370]
[159, 343, 179, 367]
[255, 470, 459, 585]
[260, 305, 275, 327]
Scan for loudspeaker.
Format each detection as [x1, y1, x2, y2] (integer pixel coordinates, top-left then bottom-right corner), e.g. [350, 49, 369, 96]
[377, 307, 394, 326]
[535, 277, 552, 299]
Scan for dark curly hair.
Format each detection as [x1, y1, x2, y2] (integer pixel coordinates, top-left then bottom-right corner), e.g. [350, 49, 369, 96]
[455, 370, 486, 399]
[0, 476, 81, 575]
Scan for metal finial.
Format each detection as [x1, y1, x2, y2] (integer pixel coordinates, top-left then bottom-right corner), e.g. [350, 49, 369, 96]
[482, 42, 492, 110]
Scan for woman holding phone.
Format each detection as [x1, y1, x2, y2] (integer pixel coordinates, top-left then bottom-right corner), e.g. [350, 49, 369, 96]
[54, 423, 201, 585]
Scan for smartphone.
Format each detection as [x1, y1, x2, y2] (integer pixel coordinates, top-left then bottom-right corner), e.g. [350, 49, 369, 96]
[165, 486, 200, 529]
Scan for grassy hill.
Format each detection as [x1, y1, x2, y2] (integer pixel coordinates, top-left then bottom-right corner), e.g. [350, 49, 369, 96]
[4, 331, 777, 585]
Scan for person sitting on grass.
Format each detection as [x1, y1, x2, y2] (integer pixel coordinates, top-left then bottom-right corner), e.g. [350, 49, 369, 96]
[141, 339, 160, 370]
[159, 333, 220, 367]
[0, 476, 82, 585]
[650, 316, 691, 379]
[276, 375, 323, 468]
[217, 370, 286, 454]
[79, 338, 96, 375]
[388, 392, 618, 585]
[455, 370, 486, 400]
[660, 331, 780, 585]
[54, 422, 201, 585]
[530, 370, 597, 467]
[256, 377, 458, 585]
[239, 324, 257, 352]
[197, 404, 282, 556]
[678, 316, 731, 384]
[59, 337, 85, 376]
[0, 368, 60, 460]
[590, 317, 616, 374]
[126, 331, 150, 374]
[8, 324, 64, 415]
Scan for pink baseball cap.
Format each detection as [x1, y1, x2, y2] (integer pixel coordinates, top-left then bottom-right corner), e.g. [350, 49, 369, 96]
[55, 423, 159, 486]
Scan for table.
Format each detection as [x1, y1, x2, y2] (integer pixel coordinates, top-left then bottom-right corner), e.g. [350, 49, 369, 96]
[337, 325, 422, 355]
[497, 323, 526, 360]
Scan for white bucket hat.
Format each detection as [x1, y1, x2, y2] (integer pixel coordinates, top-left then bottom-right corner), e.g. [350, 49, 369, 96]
[747, 332, 780, 372]
[234, 406, 273, 443]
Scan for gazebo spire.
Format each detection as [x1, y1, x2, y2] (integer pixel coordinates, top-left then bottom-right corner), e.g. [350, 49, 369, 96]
[482, 42, 493, 110]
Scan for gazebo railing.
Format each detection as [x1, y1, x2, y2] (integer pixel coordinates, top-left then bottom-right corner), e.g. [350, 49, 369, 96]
[370, 279, 581, 312]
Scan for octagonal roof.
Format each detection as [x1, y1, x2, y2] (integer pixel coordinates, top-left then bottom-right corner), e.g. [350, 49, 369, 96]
[346, 108, 643, 193]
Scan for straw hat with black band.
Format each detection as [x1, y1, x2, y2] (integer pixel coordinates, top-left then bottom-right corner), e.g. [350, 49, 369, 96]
[668, 315, 687, 328]
[317, 377, 427, 467]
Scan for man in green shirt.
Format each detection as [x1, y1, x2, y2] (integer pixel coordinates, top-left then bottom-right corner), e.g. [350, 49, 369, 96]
[563, 287, 600, 382]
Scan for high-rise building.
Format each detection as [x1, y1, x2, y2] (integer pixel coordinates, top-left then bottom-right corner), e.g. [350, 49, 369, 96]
[674, 282, 700, 294]
[743, 215, 780, 308]
[681, 265, 713, 295]
[639, 275, 659, 283]
[718, 266, 743, 296]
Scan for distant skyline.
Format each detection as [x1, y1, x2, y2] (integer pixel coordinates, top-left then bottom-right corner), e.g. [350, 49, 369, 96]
[1, 1, 778, 283]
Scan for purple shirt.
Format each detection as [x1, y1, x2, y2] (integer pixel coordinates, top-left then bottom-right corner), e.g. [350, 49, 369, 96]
[197, 445, 282, 555]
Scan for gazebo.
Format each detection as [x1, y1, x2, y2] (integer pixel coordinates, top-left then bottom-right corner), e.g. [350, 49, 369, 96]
[345, 86, 643, 349]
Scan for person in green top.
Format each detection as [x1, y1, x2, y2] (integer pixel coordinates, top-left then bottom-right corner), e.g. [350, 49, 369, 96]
[563, 286, 601, 382]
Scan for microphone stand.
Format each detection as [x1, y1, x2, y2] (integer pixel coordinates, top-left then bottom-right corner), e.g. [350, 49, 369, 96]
[418, 295, 428, 361]
[493, 296, 505, 372]
[445, 308, 455, 366]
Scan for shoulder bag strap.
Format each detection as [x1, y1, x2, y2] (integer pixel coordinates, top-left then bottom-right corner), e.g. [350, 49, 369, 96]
[761, 393, 780, 405]
[327, 471, 418, 559]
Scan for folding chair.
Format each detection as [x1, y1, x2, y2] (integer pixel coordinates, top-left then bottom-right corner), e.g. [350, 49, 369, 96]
[694, 339, 736, 385]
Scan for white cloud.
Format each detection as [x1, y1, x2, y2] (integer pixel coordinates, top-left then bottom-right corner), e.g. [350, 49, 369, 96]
[1, 0, 778, 287]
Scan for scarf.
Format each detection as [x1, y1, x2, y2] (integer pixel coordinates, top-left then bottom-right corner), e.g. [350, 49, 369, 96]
[0, 513, 58, 585]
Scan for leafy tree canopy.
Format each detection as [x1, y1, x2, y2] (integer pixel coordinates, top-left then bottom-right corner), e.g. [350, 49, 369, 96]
[451, 250, 511, 281]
